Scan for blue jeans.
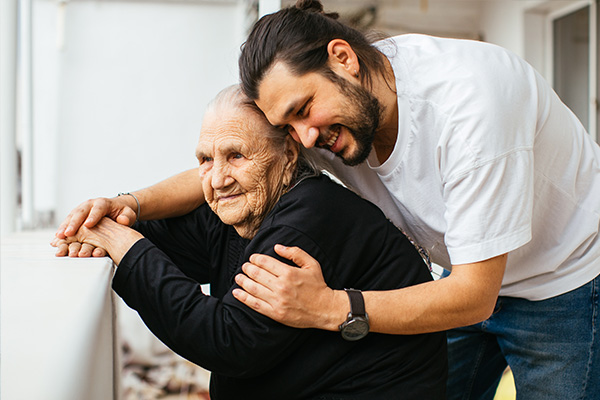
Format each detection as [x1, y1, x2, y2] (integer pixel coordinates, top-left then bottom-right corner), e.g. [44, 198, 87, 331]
[447, 273, 600, 400]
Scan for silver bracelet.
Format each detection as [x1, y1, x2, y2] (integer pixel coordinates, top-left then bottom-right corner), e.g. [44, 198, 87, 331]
[117, 192, 141, 224]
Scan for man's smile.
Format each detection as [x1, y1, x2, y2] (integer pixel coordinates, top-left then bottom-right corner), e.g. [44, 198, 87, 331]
[318, 125, 343, 152]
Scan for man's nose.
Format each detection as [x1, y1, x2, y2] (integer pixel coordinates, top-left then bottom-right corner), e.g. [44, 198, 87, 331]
[290, 123, 319, 149]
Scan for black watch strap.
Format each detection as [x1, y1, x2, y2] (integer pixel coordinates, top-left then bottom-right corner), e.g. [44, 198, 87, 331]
[339, 288, 369, 341]
[345, 288, 366, 317]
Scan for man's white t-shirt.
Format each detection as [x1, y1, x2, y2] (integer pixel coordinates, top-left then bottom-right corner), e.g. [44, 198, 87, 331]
[314, 34, 600, 301]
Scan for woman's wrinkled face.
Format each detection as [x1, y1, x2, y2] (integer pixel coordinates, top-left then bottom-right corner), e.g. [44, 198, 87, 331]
[196, 108, 294, 239]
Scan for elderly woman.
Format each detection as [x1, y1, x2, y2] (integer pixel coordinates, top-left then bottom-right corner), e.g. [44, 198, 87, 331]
[65, 85, 447, 399]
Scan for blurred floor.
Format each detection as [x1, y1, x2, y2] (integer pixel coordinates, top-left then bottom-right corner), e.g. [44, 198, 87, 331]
[494, 368, 517, 400]
[118, 288, 517, 400]
[147, 368, 517, 400]
[161, 395, 210, 400]
[118, 299, 211, 400]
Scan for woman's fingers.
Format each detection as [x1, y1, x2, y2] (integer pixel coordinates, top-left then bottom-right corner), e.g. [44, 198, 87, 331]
[78, 243, 96, 257]
[68, 242, 82, 257]
[54, 239, 69, 257]
[92, 247, 108, 257]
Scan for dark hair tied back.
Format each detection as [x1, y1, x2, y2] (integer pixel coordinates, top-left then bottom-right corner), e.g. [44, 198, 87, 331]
[295, 0, 339, 20]
[239, 0, 386, 100]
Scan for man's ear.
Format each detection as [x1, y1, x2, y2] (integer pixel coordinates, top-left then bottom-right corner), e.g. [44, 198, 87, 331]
[326, 39, 360, 79]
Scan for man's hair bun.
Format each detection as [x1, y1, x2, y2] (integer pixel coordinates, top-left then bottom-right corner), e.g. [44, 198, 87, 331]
[295, 0, 339, 19]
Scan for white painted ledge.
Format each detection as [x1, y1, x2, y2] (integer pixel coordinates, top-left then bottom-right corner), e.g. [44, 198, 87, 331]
[1, 230, 120, 400]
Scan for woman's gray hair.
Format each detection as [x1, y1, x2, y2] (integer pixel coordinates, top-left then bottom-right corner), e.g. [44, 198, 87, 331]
[205, 84, 322, 185]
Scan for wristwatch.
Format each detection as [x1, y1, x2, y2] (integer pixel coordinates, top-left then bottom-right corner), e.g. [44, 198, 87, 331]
[339, 288, 369, 341]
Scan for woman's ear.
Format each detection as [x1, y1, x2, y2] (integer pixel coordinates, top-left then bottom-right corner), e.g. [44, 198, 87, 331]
[283, 135, 300, 185]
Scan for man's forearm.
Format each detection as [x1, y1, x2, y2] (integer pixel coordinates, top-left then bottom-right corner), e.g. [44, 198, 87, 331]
[364, 276, 493, 335]
[233, 244, 507, 335]
[131, 168, 204, 220]
[324, 255, 507, 335]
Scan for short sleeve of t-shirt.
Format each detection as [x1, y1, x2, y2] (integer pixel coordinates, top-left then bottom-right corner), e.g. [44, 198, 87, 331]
[434, 42, 538, 263]
[441, 150, 534, 264]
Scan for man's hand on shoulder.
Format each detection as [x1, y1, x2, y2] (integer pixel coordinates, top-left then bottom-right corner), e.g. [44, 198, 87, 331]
[233, 244, 346, 331]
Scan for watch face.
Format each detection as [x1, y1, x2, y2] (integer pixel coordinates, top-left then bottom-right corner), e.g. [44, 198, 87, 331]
[341, 318, 369, 341]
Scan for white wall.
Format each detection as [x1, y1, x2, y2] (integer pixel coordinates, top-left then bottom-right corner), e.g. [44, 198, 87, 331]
[32, 0, 247, 222]
[479, 0, 588, 80]
[26, 0, 596, 225]
[480, 0, 525, 56]
[1, 0, 18, 234]
[480, 0, 597, 139]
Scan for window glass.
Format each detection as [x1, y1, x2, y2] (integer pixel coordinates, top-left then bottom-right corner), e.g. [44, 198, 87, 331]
[553, 6, 590, 131]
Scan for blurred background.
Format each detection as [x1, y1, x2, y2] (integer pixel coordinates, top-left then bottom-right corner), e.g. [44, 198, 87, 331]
[1, 0, 598, 399]
[2, 0, 598, 233]
[1, 0, 598, 234]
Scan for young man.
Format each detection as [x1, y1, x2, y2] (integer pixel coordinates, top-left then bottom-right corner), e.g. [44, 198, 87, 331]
[56, 1, 600, 398]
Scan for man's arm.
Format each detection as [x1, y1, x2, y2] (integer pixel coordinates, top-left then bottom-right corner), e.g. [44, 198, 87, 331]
[127, 167, 205, 221]
[362, 254, 506, 334]
[54, 168, 204, 256]
[233, 245, 506, 335]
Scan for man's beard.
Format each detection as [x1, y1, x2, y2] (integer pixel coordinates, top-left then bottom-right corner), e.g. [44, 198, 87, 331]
[324, 72, 383, 166]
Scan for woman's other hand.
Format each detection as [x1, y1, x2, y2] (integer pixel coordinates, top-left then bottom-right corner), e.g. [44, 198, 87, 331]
[51, 237, 107, 258]
[63, 217, 143, 265]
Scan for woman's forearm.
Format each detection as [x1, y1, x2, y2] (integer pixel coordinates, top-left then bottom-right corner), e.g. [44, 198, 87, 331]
[97, 228, 143, 265]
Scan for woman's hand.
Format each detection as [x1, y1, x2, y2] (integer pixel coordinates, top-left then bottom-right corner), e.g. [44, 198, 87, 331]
[52, 196, 138, 258]
[233, 244, 347, 331]
[64, 217, 143, 265]
[51, 237, 107, 258]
